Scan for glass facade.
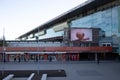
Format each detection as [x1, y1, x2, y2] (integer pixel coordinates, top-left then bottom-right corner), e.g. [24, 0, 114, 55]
[70, 6, 119, 37]
[118, 6, 120, 33]
[70, 6, 120, 53]
[37, 22, 68, 40]
[38, 28, 64, 40]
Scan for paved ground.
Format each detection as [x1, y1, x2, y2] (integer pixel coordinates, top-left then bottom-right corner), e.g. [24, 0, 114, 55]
[0, 61, 120, 80]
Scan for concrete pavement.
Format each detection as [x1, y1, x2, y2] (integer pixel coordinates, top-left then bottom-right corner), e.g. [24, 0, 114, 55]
[0, 61, 120, 80]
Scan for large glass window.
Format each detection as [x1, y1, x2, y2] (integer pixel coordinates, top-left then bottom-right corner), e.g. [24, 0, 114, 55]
[37, 22, 68, 40]
[118, 6, 120, 33]
[70, 6, 120, 53]
[39, 28, 64, 40]
[70, 6, 119, 37]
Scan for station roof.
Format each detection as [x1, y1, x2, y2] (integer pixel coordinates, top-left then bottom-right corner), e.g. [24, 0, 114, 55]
[18, 0, 116, 39]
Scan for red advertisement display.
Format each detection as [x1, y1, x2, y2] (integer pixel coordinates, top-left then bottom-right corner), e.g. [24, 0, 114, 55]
[70, 28, 92, 41]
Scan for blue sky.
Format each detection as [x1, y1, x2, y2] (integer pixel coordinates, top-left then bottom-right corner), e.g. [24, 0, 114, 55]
[0, 0, 87, 40]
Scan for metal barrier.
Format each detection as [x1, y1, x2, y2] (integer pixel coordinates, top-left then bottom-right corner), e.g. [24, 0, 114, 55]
[41, 74, 47, 80]
[27, 73, 35, 80]
[3, 74, 14, 80]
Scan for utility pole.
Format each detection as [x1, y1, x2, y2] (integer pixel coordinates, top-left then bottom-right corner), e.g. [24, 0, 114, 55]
[2, 27, 6, 62]
[37, 27, 40, 75]
[2, 27, 6, 76]
[3, 35, 6, 63]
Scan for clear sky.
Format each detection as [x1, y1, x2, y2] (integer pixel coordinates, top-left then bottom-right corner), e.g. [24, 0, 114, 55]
[0, 0, 87, 40]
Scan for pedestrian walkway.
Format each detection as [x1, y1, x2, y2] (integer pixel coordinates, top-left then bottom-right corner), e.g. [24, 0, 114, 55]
[0, 61, 120, 80]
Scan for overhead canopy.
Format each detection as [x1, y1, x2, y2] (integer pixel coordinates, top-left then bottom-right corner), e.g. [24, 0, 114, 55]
[4, 52, 66, 54]
[5, 52, 24, 54]
[28, 52, 66, 54]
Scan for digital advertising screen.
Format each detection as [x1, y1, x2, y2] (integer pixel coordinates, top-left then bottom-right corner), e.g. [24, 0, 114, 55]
[71, 28, 92, 41]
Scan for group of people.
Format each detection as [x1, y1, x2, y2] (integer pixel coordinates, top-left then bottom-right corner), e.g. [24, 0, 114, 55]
[14, 57, 21, 62]
[35, 56, 52, 62]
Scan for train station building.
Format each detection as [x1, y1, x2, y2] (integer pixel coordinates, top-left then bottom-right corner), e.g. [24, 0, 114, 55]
[0, 0, 120, 62]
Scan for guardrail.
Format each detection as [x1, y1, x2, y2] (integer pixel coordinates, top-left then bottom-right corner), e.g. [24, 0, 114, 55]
[27, 73, 35, 80]
[41, 74, 47, 80]
[3, 74, 14, 80]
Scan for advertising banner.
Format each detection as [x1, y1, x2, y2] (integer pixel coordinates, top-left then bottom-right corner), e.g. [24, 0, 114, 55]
[71, 28, 92, 41]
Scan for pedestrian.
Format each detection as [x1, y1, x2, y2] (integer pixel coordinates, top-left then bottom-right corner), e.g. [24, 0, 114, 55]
[18, 57, 20, 62]
[49, 56, 52, 62]
[14, 57, 16, 62]
[97, 55, 100, 64]
[4, 59, 6, 63]
[36, 57, 38, 62]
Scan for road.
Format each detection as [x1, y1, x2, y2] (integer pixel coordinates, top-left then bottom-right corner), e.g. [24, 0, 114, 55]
[0, 61, 120, 80]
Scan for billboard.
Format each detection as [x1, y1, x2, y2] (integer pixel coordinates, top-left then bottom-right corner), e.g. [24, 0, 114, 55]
[71, 28, 92, 41]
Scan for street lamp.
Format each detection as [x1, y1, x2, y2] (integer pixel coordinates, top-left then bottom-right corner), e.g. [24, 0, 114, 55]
[2, 27, 6, 62]
[2, 34, 6, 62]
[36, 36, 40, 75]
[2, 35, 6, 76]
[36, 27, 40, 75]
[3, 47, 6, 62]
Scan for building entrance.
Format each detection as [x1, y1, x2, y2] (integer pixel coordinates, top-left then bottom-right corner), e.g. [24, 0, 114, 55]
[48, 54, 57, 61]
[66, 53, 79, 61]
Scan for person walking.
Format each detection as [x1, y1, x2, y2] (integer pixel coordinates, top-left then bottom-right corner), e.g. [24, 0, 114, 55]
[14, 57, 16, 62]
[18, 56, 20, 62]
[49, 56, 52, 62]
[97, 54, 100, 64]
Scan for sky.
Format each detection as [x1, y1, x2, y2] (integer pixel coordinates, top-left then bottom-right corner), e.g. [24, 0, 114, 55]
[0, 0, 87, 40]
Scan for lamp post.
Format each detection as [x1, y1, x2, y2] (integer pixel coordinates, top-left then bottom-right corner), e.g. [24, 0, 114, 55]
[36, 27, 40, 75]
[35, 36, 39, 74]
[2, 36, 6, 63]
[2, 27, 6, 62]
[2, 32, 6, 76]
[2, 47, 6, 76]
[3, 47, 6, 62]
